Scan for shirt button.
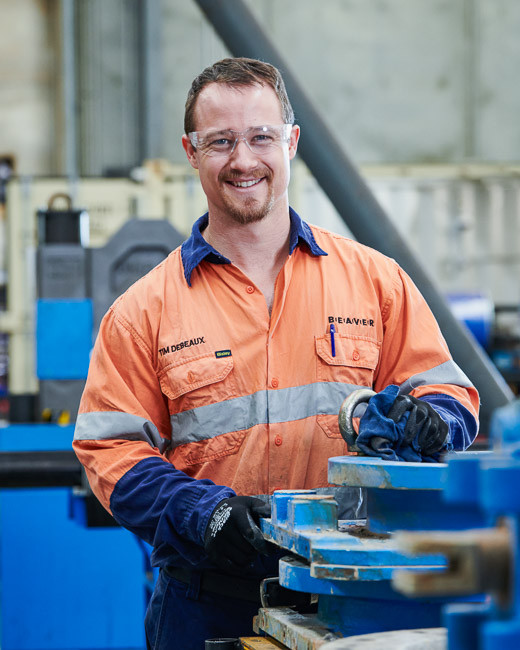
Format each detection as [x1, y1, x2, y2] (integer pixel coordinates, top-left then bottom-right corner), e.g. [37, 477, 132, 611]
[274, 435, 283, 446]
[352, 351, 360, 361]
[246, 285, 255, 294]
[271, 378, 279, 388]
[187, 371, 195, 383]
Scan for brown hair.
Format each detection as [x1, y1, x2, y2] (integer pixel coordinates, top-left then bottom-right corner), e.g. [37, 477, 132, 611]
[184, 57, 294, 134]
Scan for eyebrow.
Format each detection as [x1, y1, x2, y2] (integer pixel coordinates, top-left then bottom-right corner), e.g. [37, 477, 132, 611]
[201, 128, 235, 138]
[200, 125, 272, 137]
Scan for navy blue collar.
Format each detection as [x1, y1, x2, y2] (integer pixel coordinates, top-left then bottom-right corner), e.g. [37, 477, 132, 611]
[180, 207, 327, 286]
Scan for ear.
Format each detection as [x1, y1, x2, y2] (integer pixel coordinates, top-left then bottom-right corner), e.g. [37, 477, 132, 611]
[288, 125, 300, 161]
[182, 134, 199, 170]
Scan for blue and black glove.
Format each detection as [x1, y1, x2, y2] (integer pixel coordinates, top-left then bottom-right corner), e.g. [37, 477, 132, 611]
[357, 385, 449, 461]
[204, 496, 271, 571]
[386, 393, 449, 455]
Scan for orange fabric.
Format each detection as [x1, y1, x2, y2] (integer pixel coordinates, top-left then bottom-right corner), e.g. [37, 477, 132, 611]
[73, 225, 479, 511]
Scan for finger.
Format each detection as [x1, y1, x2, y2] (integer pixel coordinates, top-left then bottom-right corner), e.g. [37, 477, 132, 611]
[423, 420, 450, 455]
[386, 395, 413, 423]
[402, 407, 419, 445]
[250, 501, 271, 519]
[417, 417, 435, 449]
[422, 430, 446, 455]
[234, 525, 265, 555]
[243, 512, 268, 554]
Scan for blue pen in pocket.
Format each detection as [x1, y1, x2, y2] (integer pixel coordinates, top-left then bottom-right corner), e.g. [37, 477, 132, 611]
[329, 322, 336, 357]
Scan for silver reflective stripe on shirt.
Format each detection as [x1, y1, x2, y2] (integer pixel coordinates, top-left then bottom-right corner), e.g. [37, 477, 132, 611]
[74, 411, 170, 453]
[72, 381, 365, 448]
[73, 360, 473, 449]
[398, 359, 473, 395]
[169, 381, 365, 447]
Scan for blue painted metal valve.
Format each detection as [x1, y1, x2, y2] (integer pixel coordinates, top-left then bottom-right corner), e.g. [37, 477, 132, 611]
[259, 485, 454, 646]
[390, 398, 520, 650]
[255, 392, 520, 649]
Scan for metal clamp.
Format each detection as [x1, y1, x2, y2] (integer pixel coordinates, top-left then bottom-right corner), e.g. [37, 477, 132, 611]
[260, 576, 318, 609]
[260, 577, 280, 608]
[338, 388, 376, 451]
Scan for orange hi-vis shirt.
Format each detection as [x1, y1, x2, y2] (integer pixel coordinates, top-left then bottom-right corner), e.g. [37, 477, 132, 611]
[73, 210, 479, 567]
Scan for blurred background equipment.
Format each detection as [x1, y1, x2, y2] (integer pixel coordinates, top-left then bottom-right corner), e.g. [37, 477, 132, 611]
[0, 178, 184, 649]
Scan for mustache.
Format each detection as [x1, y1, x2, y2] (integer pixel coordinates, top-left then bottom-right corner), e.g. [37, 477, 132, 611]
[219, 168, 272, 183]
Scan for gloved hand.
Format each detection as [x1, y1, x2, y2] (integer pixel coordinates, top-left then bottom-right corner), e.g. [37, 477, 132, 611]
[204, 496, 271, 572]
[386, 394, 449, 456]
[357, 385, 450, 461]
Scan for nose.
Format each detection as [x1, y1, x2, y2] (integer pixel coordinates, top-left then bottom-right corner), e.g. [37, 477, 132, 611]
[228, 137, 258, 167]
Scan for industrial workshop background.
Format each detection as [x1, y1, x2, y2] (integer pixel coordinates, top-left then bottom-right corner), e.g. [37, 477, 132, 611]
[0, 1, 519, 649]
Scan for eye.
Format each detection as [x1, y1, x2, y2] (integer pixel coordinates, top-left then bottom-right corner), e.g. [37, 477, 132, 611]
[251, 133, 273, 144]
[250, 128, 279, 148]
[211, 138, 232, 147]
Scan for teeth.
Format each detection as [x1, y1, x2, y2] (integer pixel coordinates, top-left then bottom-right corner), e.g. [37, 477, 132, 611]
[231, 179, 262, 188]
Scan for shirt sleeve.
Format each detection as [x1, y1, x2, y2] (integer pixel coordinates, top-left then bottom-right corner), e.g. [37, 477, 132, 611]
[420, 393, 478, 451]
[73, 304, 235, 566]
[374, 264, 480, 447]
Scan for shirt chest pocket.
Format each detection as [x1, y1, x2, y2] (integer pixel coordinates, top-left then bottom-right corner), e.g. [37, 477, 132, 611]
[158, 354, 247, 466]
[315, 334, 380, 440]
[316, 334, 380, 386]
[158, 353, 241, 410]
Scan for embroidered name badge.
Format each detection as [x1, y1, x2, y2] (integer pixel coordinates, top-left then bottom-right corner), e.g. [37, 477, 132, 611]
[215, 350, 232, 358]
[158, 336, 205, 357]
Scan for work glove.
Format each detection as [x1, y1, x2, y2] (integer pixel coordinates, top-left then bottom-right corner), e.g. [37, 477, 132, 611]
[357, 385, 449, 461]
[203, 496, 271, 572]
[386, 393, 449, 456]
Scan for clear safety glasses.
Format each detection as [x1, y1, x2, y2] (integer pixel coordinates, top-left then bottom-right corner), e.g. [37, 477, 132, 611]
[188, 124, 293, 157]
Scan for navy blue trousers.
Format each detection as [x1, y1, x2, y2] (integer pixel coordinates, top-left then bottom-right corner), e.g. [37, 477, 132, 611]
[145, 569, 262, 650]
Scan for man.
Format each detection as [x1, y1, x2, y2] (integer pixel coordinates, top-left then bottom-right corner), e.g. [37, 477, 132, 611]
[73, 58, 479, 648]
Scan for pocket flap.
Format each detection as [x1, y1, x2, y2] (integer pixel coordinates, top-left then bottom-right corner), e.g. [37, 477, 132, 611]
[159, 354, 234, 400]
[316, 335, 380, 370]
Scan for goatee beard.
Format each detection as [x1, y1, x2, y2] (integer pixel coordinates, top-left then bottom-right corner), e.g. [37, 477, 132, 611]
[224, 191, 275, 225]
[220, 168, 275, 225]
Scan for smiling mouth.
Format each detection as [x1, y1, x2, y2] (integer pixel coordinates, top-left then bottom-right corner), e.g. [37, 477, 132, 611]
[228, 178, 264, 188]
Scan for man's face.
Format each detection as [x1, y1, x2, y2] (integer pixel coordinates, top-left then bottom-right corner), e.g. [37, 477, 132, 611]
[182, 83, 299, 225]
